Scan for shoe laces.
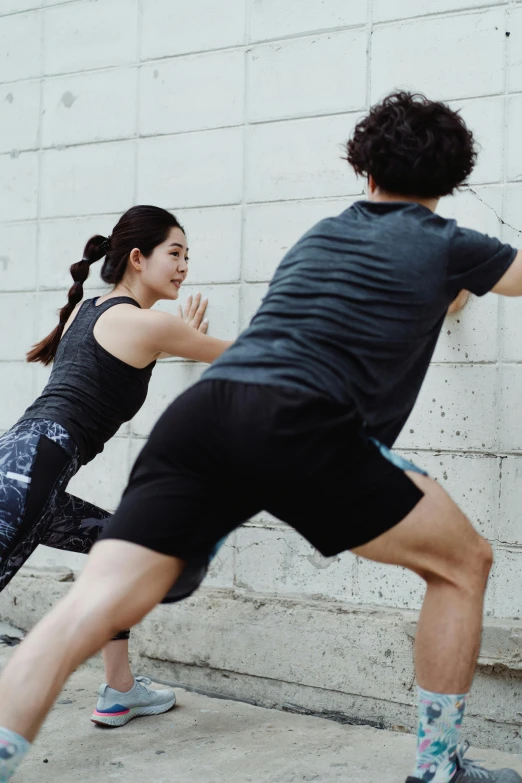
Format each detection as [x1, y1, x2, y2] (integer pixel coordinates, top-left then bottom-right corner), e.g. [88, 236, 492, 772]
[457, 742, 493, 781]
[135, 676, 154, 694]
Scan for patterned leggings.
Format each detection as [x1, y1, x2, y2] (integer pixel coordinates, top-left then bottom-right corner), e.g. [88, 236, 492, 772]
[0, 419, 110, 592]
[0, 418, 212, 617]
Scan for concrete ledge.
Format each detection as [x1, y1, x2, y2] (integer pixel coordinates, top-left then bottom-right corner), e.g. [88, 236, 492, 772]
[1, 567, 522, 753]
[404, 618, 522, 671]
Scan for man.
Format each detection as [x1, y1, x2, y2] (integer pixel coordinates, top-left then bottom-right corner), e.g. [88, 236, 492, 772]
[0, 92, 520, 783]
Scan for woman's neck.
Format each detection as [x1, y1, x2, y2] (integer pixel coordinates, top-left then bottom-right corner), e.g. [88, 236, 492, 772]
[109, 282, 158, 310]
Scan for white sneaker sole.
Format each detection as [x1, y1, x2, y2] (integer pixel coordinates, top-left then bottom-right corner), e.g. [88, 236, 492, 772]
[91, 695, 176, 727]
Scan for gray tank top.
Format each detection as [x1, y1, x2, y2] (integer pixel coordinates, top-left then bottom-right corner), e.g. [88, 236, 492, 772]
[20, 297, 156, 464]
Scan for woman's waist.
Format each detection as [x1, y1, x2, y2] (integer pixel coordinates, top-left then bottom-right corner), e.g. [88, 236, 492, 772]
[10, 416, 79, 460]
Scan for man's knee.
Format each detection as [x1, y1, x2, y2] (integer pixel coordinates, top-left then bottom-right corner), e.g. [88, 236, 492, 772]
[422, 508, 493, 591]
[62, 594, 122, 642]
[457, 533, 493, 585]
[386, 473, 493, 589]
[57, 576, 134, 644]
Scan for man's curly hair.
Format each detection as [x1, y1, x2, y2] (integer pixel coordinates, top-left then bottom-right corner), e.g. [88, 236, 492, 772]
[346, 91, 477, 198]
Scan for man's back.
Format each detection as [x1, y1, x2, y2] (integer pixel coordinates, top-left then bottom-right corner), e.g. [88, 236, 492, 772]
[205, 199, 515, 444]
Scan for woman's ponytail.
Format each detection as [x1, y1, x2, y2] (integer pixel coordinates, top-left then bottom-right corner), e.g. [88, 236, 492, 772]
[26, 234, 111, 365]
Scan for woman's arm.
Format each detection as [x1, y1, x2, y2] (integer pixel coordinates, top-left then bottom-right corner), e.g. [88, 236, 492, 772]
[156, 293, 210, 359]
[93, 294, 233, 368]
[141, 305, 233, 364]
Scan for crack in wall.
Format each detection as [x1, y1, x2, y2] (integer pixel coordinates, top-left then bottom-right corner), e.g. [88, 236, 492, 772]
[466, 186, 522, 237]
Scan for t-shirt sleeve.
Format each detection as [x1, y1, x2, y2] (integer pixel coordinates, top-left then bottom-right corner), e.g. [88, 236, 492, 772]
[448, 226, 517, 297]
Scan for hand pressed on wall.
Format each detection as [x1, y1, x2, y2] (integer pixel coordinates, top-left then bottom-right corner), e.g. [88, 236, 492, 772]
[447, 290, 470, 315]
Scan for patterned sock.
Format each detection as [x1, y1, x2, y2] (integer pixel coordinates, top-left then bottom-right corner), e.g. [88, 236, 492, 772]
[0, 726, 31, 782]
[413, 688, 468, 783]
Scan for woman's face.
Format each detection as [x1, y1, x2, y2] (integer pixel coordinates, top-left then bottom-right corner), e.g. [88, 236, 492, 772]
[139, 227, 189, 300]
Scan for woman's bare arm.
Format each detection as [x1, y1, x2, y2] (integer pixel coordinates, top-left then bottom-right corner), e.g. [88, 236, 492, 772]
[142, 307, 232, 364]
[93, 294, 233, 368]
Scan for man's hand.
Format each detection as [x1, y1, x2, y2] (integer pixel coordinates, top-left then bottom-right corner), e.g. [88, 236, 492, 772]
[177, 293, 209, 333]
[447, 290, 469, 314]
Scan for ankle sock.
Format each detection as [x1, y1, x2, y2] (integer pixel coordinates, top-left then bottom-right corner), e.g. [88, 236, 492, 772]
[0, 726, 31, 782]
[413, 687, 468, 783]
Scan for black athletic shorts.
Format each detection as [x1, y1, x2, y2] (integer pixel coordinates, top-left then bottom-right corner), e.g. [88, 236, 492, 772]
[101, 380, 426, 559]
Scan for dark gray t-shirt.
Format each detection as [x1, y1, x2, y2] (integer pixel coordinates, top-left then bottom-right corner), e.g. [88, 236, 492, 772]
[204, 200, 517, 446]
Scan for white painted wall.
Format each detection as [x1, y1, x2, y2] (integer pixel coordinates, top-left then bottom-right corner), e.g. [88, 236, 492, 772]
[0, 0, 521, 622]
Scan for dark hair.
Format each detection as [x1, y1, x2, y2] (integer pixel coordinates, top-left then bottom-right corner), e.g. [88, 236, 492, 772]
[345, 91, 477, 198]
[27, 205, 184, 365]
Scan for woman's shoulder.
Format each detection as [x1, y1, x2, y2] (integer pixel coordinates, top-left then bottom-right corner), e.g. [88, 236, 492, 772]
[61, 299, 89, 337]
[93, 303, 165, 367]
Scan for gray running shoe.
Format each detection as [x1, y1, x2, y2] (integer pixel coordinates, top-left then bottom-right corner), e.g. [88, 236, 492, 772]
[91, 675, 176, 727]
[406, 743, 522, 782]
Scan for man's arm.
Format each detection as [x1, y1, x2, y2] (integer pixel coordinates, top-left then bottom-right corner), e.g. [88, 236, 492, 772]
[492, 249, 522, 296]
[447, 290, 470, 314]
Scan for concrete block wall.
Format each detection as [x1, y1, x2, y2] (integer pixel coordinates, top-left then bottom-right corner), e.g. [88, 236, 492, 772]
[3, 0, 522, 741]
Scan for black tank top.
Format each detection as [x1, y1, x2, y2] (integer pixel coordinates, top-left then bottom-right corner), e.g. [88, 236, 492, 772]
[20, 297, 156, 464]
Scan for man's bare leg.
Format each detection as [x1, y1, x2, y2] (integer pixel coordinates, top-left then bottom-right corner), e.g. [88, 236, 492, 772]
[0, 540, 183, 742]
[353, 471, 491, 694]
[0, 476, 499, 782]
[353, 471, 492, 781]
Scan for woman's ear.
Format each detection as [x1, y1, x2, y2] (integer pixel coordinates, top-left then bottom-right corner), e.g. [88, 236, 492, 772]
[129, 248, 142, 272]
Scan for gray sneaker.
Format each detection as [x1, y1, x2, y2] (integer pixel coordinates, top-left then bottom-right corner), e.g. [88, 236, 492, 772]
[406, 743, 522, 782]
[91, 676, 176, 727]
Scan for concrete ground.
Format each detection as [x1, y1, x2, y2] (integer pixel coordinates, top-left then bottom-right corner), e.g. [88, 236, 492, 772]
[0, 626, 522, 783]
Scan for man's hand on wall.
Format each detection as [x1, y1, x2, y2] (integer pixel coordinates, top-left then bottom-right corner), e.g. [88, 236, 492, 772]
[447, 290, 470, 315]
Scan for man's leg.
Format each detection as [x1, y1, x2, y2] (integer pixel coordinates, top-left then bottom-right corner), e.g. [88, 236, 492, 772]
[42, 492, 176, 723]
[354, 471, 490, 694]
[0, 539, 183, 744]
[269, 434, 514, 783]
[42, 495, 139, 704]
[353, 471, 492, 782]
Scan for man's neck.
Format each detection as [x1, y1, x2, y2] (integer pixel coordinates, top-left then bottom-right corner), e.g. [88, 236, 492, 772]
[369, 190, 439, 213]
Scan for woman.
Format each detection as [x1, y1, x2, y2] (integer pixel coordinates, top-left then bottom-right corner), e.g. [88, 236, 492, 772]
[0, 204, 232, 727]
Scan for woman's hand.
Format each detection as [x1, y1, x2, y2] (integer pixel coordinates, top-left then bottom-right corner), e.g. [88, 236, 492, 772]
[447, 290, 469, 314]
[177, 293, 209, 333]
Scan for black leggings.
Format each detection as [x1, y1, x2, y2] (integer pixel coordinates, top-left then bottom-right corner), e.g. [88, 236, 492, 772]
[0, 419, 110, 591]
[0, 418, 213, 643]
[0, 419, 128, 640]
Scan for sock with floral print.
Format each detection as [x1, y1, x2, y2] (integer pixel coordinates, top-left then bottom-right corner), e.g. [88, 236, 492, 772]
[413, 688, 468, 782]
[0, 726, 30, 782]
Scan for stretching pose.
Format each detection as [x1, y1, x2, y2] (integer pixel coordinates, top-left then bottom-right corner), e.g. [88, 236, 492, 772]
[0, 93, 521, 783]
[0, 205, 231, 729]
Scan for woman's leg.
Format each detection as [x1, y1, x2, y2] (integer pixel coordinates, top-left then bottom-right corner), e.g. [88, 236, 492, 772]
[101, 633, 134, 693]
[40, 493, 136, 687]
[44, 493, 227, 677]
[0, 539, 183, 741]
[39, 491, 110, 557]
[0, 428, 76, 593]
